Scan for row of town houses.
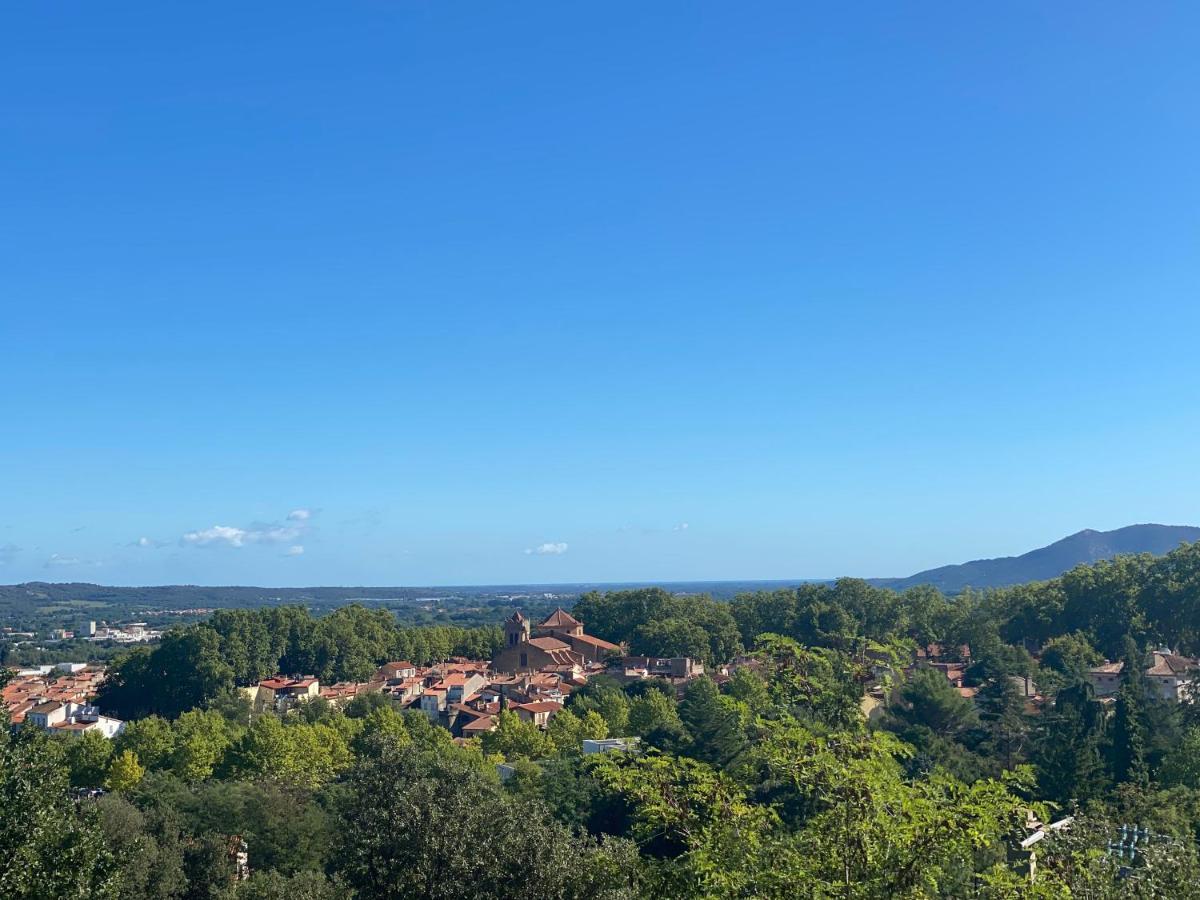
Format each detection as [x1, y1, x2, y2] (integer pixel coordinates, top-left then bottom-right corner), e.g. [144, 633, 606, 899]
[2, 664, 126, 737]
[240, 609, 705, 740]
[866, 642, 1200, 724]
[2, 609, 704, 745]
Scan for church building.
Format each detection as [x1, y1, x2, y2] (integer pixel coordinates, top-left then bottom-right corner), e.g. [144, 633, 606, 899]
[492, 608, 622, 673]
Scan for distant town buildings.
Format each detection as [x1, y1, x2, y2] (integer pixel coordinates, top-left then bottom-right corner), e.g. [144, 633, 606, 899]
[1088, 650, 1199, 702]
[583, 737, 640, 754]
[319, 679, 385, 707]
[4, 606, 706, 754]
[241, 676, 321, 714]
[2, 665, 125, 737]
[607, 655, 705, 685]
[214, 609, 710, 745]
[25, 700, 125, 738]
[88, 622, 162, 643]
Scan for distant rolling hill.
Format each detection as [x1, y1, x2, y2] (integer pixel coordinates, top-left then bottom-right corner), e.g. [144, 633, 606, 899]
[872, 524, 1200, 593]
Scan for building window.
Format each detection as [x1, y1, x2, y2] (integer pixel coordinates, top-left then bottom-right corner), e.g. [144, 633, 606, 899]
[520, 652, 528, 668]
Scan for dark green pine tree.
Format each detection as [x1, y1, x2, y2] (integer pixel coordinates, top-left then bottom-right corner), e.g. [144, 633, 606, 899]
[678, 676, 748, 768]
[975, 675, 1031, 771]
[1109, 636, 1149, 787]
[1035, 681, 1108, 804]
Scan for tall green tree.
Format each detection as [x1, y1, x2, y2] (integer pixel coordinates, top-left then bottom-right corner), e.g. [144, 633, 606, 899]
[570, 682, 631, 736]
[481, 709, 554, 760]
[333, 738, 638, 899]
[974, 676, 1031, 772]
[113, 715, 177, 770]
[96, 628, 235, 719]
[171, 708, 237, 781]
[547, 707, 608, 754]
[594, 751, 783, 898]
[1040, 631, 1103, 679]
[755, 634, 864, 729]
[894, 667, 978, 738]
[105, 751, 146, 793]
[66, 730, 115, 789]
[749, 724, 1031, 898]
[0, 727, 119, 899]
[572, 588, 742, 665]
[627, 688, 682, 738]
[94, 795, 187, 900]
[1109, 637, 1149, 787]
[678, 676, 747, 768]
[1035, 682, 1108, 803]
[223, 715, 347, 789]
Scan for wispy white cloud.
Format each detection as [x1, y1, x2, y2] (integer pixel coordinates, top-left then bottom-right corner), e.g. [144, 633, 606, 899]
[131, 536, 169, 549]
[180, 507, 315, 549]
[284, 545, 305, 557]
[0, 543, 21, 565]
[182, 525, 252, 547]
[45, 553, 83, 567]
[181, 523, 303, 548]
[673, 522, 690, 531]
[525, 542, 568, 556]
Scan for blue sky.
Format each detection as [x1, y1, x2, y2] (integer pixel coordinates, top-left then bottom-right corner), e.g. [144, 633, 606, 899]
[2, 3, 1199, 586]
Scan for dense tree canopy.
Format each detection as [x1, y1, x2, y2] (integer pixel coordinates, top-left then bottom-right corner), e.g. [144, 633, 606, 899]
[96, 605, 504, 719]
[17, 542, 1200, 897]
[572, 588, 742, 665]
[332, 737, 639, 900]
[1, 728, 119, 899]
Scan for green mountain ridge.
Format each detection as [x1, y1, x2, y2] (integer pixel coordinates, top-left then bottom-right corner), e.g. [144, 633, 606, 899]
[871, 523, 1200, 592]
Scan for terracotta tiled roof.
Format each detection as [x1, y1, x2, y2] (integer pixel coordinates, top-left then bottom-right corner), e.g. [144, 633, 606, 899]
[1147, 652, 1197, 676]
[514, 700, 563, 714]
[568, 633, 621, 651]
[448, 702, 489, 718]
[540, 608, 581, 629]
[462, 715, 497, 732]
[53, 721, 94, 731]
[379, 661, 416, 677]
[527, 637, 571, 652]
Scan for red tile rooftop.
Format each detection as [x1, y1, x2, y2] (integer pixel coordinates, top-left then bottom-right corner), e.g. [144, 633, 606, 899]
[462, 716, 497, 732]
[540, 608, 582, 628]
[527, 637, 571, 652]
[568, 633, 621, 651]
[514, 700, 563, 713]
[260, 676, 318, 690]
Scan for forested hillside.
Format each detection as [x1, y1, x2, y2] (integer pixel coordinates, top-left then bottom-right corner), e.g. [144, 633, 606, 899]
[873, 523, 1200, 592]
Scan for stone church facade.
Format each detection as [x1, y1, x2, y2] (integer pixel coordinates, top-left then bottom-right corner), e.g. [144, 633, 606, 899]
[492, 608, 621, 673]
